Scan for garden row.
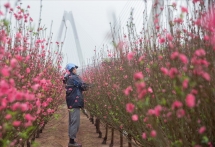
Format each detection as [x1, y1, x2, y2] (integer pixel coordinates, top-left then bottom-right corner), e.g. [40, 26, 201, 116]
[0, 3, 65, 147]
[82, 1, 215, 147]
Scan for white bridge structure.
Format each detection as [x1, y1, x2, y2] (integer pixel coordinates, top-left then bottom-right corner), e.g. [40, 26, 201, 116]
[56, 11, 85, 72]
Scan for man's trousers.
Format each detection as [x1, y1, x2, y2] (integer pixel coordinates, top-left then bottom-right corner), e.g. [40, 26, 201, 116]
[68, 108, 80, 139]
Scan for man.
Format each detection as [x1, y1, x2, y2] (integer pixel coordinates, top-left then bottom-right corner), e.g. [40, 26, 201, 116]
[64, 63, 88, 147]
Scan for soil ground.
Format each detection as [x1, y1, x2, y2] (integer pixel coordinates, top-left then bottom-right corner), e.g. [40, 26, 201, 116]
[35, 103, 130, 147]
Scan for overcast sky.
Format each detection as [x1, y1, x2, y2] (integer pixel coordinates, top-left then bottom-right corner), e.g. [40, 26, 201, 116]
[1, 0, 194, 70]
[1, 0, 149, 69]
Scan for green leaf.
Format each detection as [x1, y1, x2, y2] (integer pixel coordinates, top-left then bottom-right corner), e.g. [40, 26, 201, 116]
[144, 97, 149, 106]
[140, 61, 144, 65]
[174, 86, 180, 93]
[2, 19, 10, 33]
[161, 98, 166, 105]
[201, 136, 209, 144]
[32, 141, 40, 147]
[136, 101, 143, 109]
[54, 114, 60, 120]
[191, 141, 196, 146]
[171, 140, 183, 147]
[19, 132, 28, 139]
[7, 110, 17, 116]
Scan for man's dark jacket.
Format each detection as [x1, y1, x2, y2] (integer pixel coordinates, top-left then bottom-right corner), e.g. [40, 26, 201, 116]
[65, 73, 84, 109]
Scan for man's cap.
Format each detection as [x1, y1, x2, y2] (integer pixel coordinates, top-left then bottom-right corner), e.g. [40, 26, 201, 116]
[65, 63, 78, 71]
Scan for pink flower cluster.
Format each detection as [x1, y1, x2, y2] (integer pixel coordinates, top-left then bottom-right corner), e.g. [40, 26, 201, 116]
[0, 2, 64, 145]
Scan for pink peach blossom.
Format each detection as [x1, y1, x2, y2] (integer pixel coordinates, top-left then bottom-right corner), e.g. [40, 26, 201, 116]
[0, 11, 3, 16]
[172, 100, 183, 109]
[126, 103, 135, 113]
[160, 67, 169, 75]
[142, 132, 147, 139]
[26, 68, 31, 73]
[145, 68, 150, 73]
[171, 52, 179, 59]
[147, 109, 155, 116]
[174, 18, 183, 24]
[143, 117, 148, 122]
[147, 87, 153, 93]
[176, 109, 185, 118]
[1, 98, 7, 109]
[158, 55, 163, 60]
[117, 41, 124, 49]
[135, 82, 146, 93]
[138, 89, 147, 99]
[132, 114, 138, 121]
[154, 105, 162, 116]
[4, 2, 10, 9]
[134, 72, 144, 80]
[179, 54, 188, 64]
[25, 114, 35, 121]
[150, 130, 157, 137]
[20, 103, 29, 112]
[127, 52, 134, 60]
[166, 33, 173, 41]
[32, 84, 40, 91]
[5, 114, 12, 120]
[123, 86, 133, 96]
[201, 72, 210, 81]
[192, 0, 200, 3]
[13, 121, 21, 127]
[183, 79, 189, 89]
[146, 124, 152, 129]
[42, 102, 48, 107]
[181, 6, 188, 13]
[25, 121, 32, 127]
[1, 67, 10, 77]
[167, 112, 172, 118]
[159, 37, 165, 44]
[169, 68, 178, 78]
[204, 35, 209, 41]
[10, 58, 18, 67]
[154, 18, 159, 24]
[15, 55, 23, 61]
[169, 42, 174, 48]
[195, 49, 206, 56]
[198, 126, 206, 134]
[191, 89, 198, 95]
[172, 2, 177, 7]
[186, 94, 196, 108]
[138, 55, 145, 62]
[16, 32, 22, 39]
[201, 59, 210, 67]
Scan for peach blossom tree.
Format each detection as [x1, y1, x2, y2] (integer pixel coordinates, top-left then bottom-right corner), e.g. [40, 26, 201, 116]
[83, 2, 215, 147]
[0, 2, 65, 147]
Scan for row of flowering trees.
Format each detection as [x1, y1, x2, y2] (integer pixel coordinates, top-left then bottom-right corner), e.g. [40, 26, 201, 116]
[82, 1, 215, 147]
[0, 2, 65, 147]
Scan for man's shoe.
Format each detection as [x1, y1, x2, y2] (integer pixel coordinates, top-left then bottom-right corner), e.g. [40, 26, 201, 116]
[68, 142, 82, 147]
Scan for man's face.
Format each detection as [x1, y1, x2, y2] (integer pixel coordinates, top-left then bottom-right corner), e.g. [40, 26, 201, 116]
[72, 68, 77, 74]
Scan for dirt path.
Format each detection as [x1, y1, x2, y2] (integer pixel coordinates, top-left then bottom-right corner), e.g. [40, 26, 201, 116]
[35, 103, 129, 147]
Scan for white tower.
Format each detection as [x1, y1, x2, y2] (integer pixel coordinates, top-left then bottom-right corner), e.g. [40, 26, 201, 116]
[57, 11, 85, 68]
